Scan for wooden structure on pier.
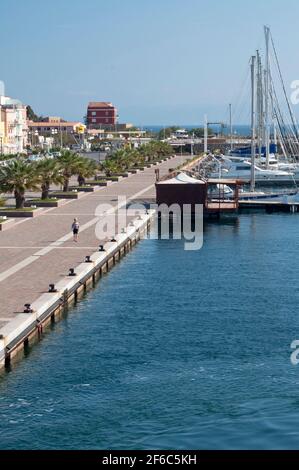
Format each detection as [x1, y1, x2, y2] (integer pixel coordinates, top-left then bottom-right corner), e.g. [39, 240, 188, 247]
[155, 172, 243, 217]
[206, 178, 242, 216]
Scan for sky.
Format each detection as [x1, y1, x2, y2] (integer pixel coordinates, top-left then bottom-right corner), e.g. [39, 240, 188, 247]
[1, 0, 299, 125]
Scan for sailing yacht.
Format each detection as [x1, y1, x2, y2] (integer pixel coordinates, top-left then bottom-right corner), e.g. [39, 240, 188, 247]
[209, 156, 295, 183]
[208, 27, 299, 187]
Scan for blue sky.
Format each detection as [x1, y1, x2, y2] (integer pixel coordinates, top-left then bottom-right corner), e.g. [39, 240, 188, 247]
[1, 0, 299, 125]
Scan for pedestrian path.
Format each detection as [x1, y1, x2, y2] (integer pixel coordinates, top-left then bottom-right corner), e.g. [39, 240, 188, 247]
[0, 156, 188, 328]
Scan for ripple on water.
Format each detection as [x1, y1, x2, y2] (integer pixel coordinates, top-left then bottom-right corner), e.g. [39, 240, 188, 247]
[0, 214, 299, 449]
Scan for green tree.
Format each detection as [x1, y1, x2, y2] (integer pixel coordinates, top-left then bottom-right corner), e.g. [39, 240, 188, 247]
[34, 158, 64, 199]
[138, 141, 173, 162]
[113, 148, 140, 170]
[137, 143, 152, 162]
[100, 147, 141, 176]
[158, 126, 179, 140]
[189, 127, 213, 138]
[26, 105, 44, 122]
[0, 160, 40, 209]
[56, 150, 84, 192]
[99, 141, 172, 177]
[77, 159, 98, 186]
[100, 158, 121, 177]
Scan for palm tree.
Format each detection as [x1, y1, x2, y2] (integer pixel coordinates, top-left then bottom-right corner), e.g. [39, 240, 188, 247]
[56, 150, 84, 192]
[138, 141, 173, 162]
[111, 149, 132, 171]
[34, 158, 64, 199]
[123, 148, 141, 168]
[99, 142, 172, 178]
[0, 160, 40, 209]
[138, 143, 152, 162]
[106, 148, 141, 172]
[100, 157, 121, 177]
[77, 159, 98, 186]
[158, 141, 173, 156]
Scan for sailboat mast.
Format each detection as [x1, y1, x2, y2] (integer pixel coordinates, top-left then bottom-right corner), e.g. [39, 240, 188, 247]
[251, 55, 256, 192]
[260, 54, 265, 148]
[264, 25, 271, 168]
[229, 103, 233, 151]
[256, 50, 262, 159]
[273, 121, 277, 146]
[204, 114, 208, 153]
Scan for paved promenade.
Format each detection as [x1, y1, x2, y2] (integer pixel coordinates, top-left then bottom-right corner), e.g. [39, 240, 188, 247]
[0, 155, 188, 329]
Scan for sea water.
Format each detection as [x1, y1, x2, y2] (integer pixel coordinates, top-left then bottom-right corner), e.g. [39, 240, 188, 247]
[0, 213, 299, 449]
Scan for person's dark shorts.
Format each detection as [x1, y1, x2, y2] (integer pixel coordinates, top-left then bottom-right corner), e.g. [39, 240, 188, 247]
[73, 228, 79, 235]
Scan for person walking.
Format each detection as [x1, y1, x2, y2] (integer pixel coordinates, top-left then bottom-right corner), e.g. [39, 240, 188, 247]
[72, 218, 80, 242]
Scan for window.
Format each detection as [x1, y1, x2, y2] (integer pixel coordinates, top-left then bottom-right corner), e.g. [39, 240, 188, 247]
[105, 111, 108, 116]
[92, 111, 96, 116]
[92, 119, 97, 123]
[106, 118, 108, 123]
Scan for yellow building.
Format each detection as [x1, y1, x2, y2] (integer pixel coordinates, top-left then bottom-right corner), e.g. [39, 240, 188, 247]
[27, 117, 86, 135]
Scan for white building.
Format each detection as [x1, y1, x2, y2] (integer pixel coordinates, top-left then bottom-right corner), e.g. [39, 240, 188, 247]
[0, 82, 28, 155]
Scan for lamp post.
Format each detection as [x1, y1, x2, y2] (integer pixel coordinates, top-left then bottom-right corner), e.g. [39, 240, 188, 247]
[115, 113, 119, 134]
[28, 130, 32, 148]
[60, 125, 63, 149]
[191, 133, 194, 157]
[51, 128, 58, 148]
[34, 130, 39, 148]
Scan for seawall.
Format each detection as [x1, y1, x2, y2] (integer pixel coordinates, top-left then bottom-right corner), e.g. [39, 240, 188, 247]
[0, 211, 154, 371]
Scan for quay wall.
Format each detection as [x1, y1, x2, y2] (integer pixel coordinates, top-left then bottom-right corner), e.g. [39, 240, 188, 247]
[0, 211, 155, 371]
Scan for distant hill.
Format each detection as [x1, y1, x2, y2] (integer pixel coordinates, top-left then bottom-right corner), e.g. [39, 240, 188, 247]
[27, 105, 44, 122]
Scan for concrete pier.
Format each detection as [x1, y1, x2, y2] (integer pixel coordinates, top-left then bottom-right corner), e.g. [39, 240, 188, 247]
[239, 199, 299, 212]
[0, 155, 189, 371]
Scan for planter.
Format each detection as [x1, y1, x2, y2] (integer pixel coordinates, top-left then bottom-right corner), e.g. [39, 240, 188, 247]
[131, 166, 146, 171]
[50, 191, 85, 200]
[0, 218, 16, 231]
[111, 173, 130, 178]
[24, 198, 65, 208]
[85, 180, 111, 187]
[69, 186, 98, 193]
[0, 208, 43, 218]
[105, 176, 122, 182]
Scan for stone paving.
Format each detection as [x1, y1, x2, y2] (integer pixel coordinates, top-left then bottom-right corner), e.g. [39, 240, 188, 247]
[0, 156, 188, 328]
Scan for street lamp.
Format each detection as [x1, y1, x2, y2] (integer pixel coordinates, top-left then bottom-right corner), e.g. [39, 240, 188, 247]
[191, 132, 195, 157]
[115, 114, 119, 134]
[51, 128, 58, 148]
[59, 124, 63, 149]
[32, 130, 39, 148]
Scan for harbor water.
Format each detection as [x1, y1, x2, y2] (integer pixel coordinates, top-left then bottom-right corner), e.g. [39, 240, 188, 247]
[1, 213, 299, 449]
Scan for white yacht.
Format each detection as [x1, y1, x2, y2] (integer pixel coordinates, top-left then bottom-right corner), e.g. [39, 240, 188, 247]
[209, 156, 296, 183]
[227, 152, 299, 178]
